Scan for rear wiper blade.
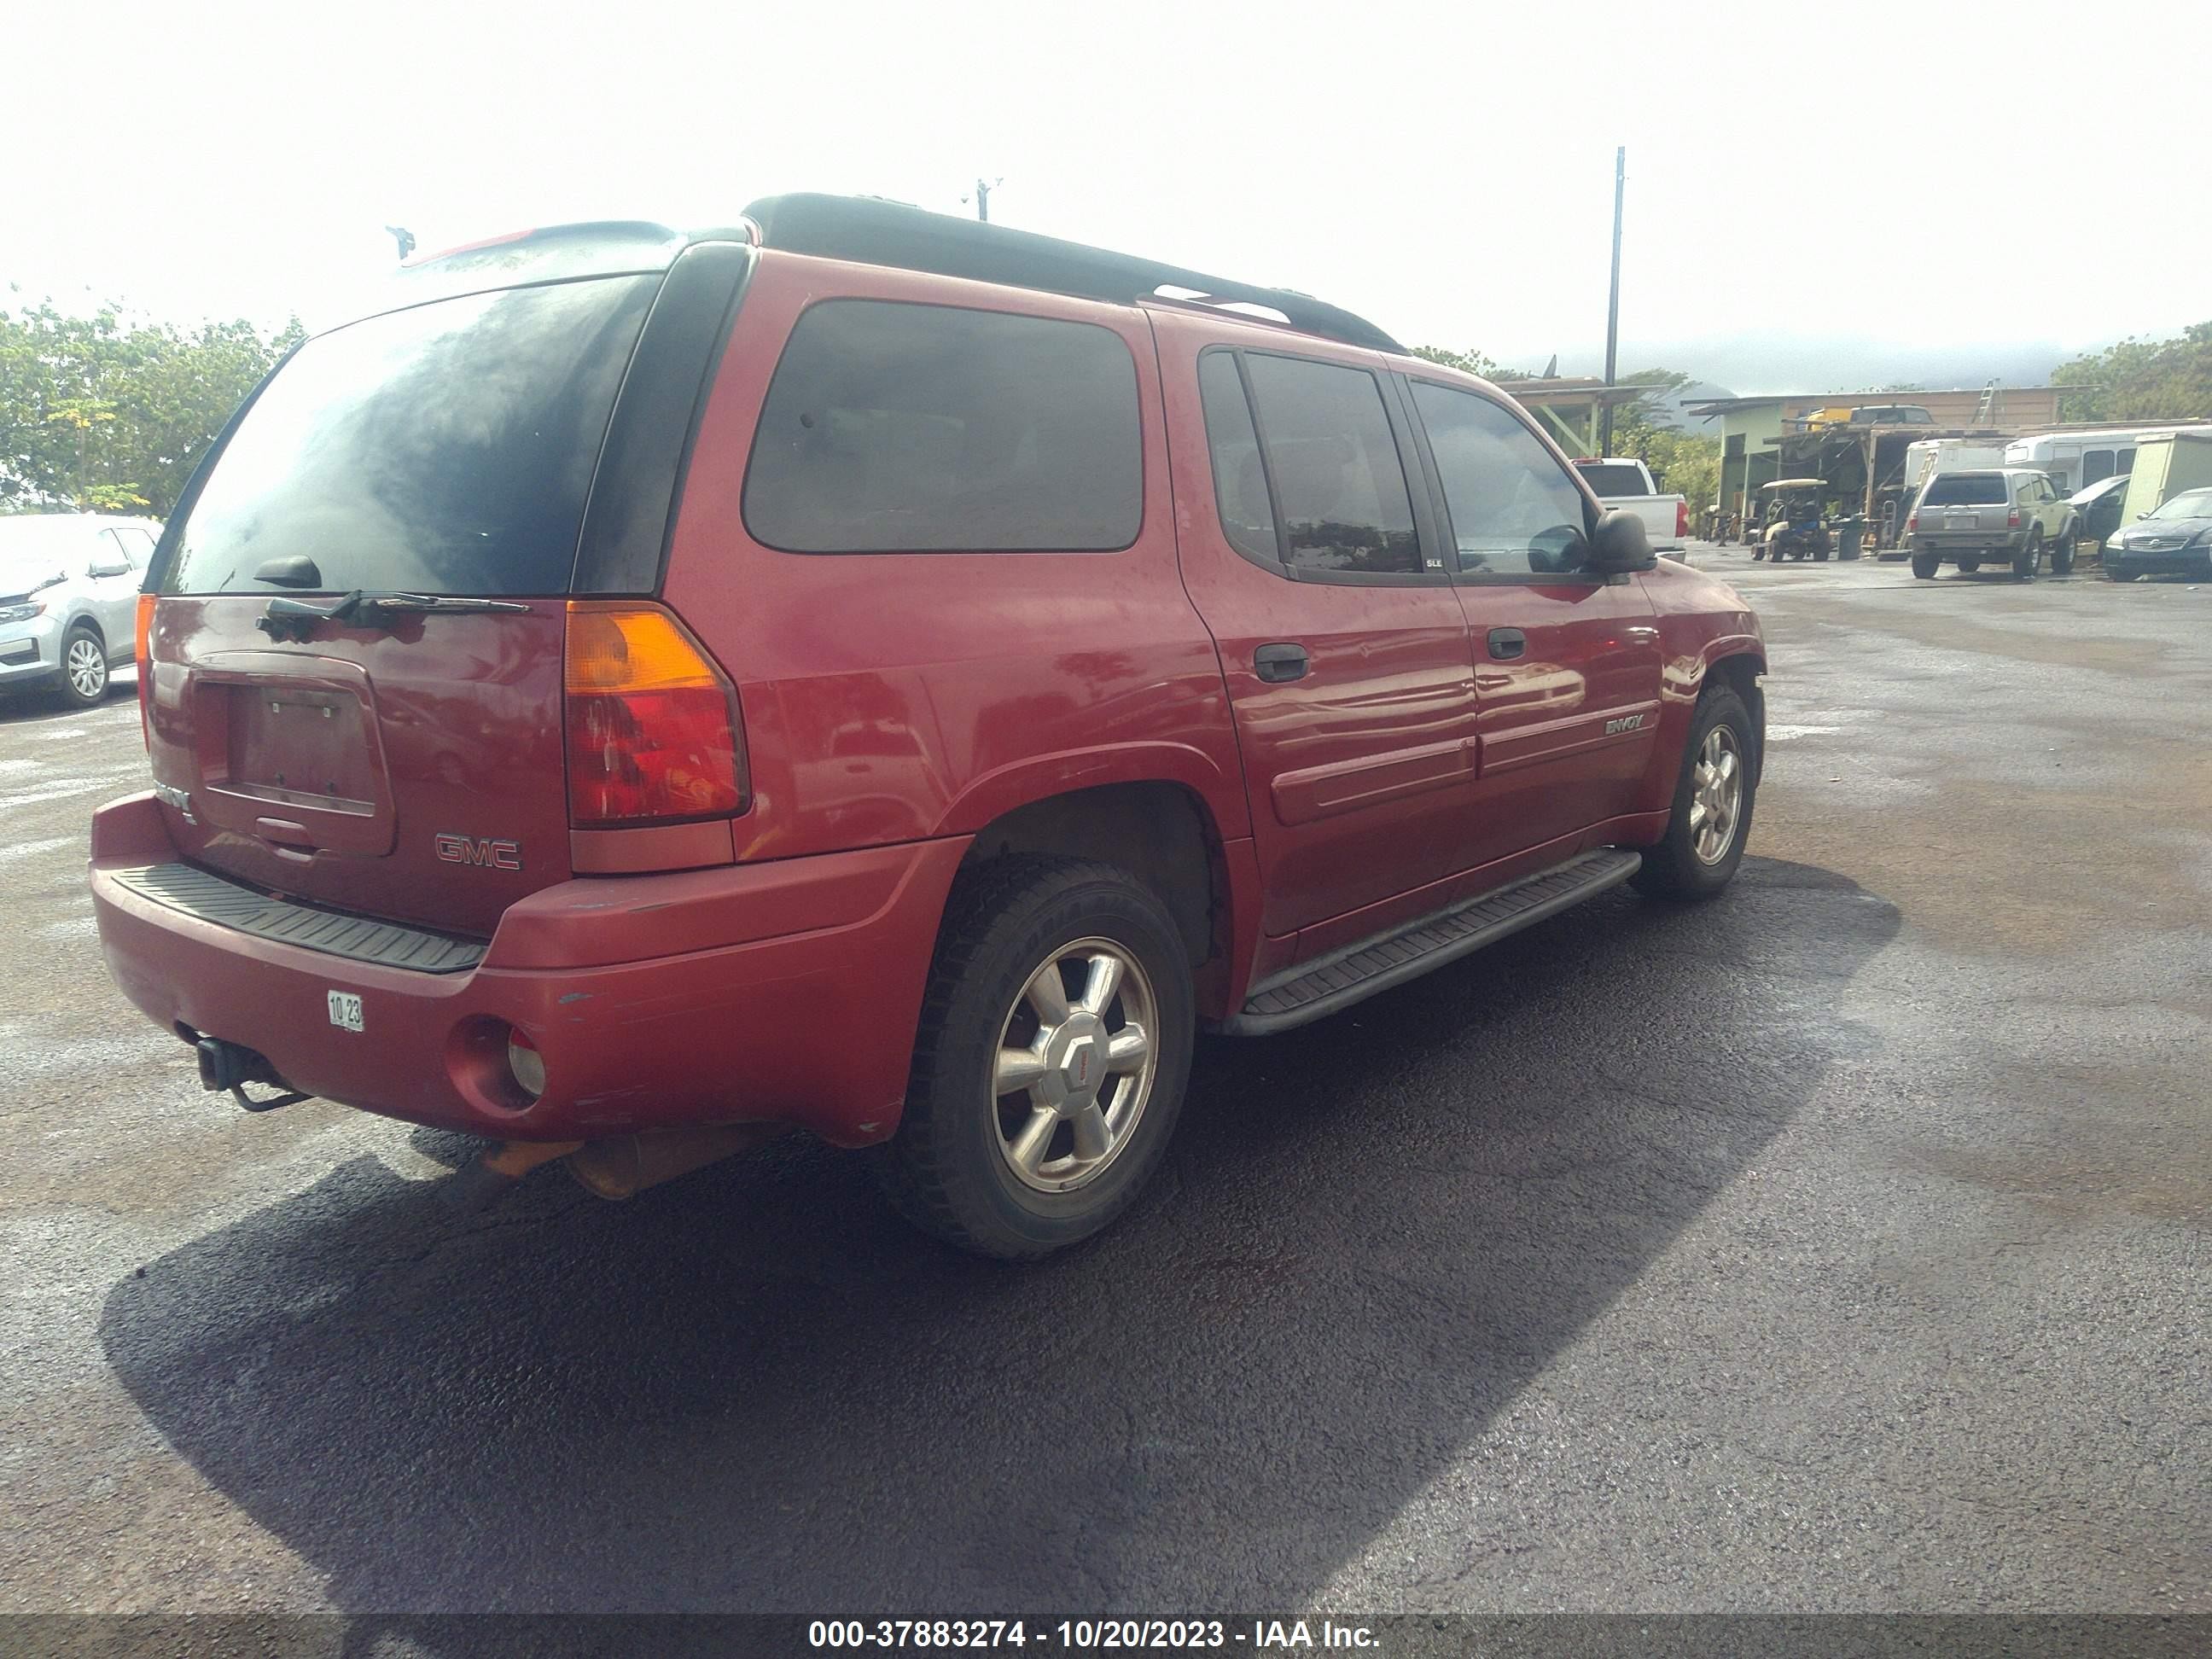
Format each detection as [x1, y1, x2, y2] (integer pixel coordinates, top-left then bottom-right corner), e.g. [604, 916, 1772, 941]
[355, 591, 533, 616]
[256, 590, 531, 641]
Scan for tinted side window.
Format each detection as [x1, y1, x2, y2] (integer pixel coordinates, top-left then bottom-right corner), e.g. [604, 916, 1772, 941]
[2083, 450, 2114, 486]
[1197, 352, 1278, 564]
[1242, 354, 1421, 576]
[743, 300, 1141, 554]
[1410, 382, 1590, 575]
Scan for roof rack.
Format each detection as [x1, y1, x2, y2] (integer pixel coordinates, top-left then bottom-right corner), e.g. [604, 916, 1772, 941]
[741, 193, 1405, 355]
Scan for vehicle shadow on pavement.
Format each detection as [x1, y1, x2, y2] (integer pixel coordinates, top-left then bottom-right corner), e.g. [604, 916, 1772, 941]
[98, 855, 1899, 1618]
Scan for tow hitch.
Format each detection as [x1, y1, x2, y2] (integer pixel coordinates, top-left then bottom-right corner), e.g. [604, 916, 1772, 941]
[194, 1035, 310, 1113]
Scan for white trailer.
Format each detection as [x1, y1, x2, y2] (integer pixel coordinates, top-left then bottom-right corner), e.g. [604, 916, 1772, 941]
[1903, 439, 2007, 496]
[2002, 424, 2212, 495]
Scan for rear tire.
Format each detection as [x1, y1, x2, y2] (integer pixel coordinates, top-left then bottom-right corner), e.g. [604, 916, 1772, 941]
[1633, 684, 1757, 901]
[2052, 529, 2076, 576]
[874, 856, 1194, 1259]
[1911, 553, 1940, 579]
[57, 626, 110, 707]
[1957, 558, 1981, 573]
[2014, 530, 2042, 581]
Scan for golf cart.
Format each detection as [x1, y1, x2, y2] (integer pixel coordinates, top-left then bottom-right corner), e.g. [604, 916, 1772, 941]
[1752, 479, 1831, 562]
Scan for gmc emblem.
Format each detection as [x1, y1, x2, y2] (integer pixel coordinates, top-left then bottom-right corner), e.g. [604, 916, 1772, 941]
[434, 833, 522, 871]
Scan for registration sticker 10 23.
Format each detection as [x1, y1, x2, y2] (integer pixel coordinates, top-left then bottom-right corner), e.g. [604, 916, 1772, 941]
[327, 991, 364, 1033]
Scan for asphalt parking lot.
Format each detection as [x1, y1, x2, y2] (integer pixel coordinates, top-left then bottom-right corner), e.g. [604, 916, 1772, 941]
[0, 550, 2205, 1620]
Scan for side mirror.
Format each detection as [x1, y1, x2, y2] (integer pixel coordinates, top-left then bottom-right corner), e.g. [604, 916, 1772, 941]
[2137, 511, 2151, 519]
[1584, 509, 1656, 573]
[89, 560, 133, 579]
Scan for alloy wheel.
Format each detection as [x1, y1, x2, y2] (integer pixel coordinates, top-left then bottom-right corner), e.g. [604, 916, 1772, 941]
[990, 938, 1158, 1194]
[65, 636, 108, 701]
[1689, 725, 1743, 865]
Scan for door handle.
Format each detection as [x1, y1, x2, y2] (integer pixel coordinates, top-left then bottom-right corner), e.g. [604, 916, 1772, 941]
[1487, 627, 1526, 661]
[1253, 643, 1309, 684]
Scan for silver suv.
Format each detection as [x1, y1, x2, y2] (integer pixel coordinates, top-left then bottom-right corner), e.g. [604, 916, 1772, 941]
[0, 515, 161, 707]
[1906, 469, 2076, 580]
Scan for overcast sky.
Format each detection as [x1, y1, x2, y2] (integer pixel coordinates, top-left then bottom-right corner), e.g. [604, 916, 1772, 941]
[9, 1, 2207, 396]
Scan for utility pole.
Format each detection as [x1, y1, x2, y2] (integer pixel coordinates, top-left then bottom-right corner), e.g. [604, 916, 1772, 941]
[969, 178, 1001, 222]
[1598, 146, 1625, 456]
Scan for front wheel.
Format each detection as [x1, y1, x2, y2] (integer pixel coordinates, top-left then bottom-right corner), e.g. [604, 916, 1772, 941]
[875, 856, 1194, 1259]
[58, 626, 110, 707]
[1911, 553, 1940, 579]
[1633, 684, 1757, 900]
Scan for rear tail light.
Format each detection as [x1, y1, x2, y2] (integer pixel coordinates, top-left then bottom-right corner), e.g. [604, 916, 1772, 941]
[563, 602, 747, 827]
[1906, 512, 1918, 531]
[134, 594, 155, 749]
[1674, 498, 1691, 539]
[2008, 509, 2021, 528]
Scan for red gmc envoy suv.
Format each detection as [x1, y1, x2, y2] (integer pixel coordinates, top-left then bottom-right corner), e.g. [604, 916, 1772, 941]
[90, 195, 1766, 1257]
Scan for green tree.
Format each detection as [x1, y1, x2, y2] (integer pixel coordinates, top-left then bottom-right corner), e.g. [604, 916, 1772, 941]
[1606, 369, 1720, 509]
[0, 293, 303, 516]
[1409, 344, 1527, 380]
[2053, 323, 2212, 422]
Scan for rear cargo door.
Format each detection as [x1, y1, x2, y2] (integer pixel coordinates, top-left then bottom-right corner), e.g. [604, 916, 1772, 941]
[144, 271, 664, 937]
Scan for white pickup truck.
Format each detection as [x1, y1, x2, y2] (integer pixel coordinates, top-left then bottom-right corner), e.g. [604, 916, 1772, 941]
[1570, 457, 1689, 555]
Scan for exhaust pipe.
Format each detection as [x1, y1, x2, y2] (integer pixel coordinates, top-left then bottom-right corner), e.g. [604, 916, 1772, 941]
[567, 1123, 783, 1200]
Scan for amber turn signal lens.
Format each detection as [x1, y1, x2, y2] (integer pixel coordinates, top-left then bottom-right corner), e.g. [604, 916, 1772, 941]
[134, 594, 156, 749]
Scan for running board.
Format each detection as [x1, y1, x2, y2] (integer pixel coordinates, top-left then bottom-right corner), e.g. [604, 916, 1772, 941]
[1220, 848, 1642, 1035]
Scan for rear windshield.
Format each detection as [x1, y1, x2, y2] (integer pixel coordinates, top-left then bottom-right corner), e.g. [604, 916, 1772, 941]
[164, 276, 658, 596]
[1920, 474, 2007, 506]
[1573, 462, 1649, 496]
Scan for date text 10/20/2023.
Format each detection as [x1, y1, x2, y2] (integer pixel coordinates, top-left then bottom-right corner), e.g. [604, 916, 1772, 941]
[806, 1621, 1380, 1650]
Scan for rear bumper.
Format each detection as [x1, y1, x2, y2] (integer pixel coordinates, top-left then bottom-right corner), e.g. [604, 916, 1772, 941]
[1910, 533, 2026, 561]
[90, 791, 968, 1144]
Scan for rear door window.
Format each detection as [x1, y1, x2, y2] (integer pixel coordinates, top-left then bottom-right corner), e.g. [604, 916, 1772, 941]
[165, 276, 658, 596]
[1241, 353, 1422, 576]
[1921, 474, 2007, 506]
[1197, 352, 1278, 564]
[1411, 381, 1590, 575]
[743, 300, 1142, 553]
